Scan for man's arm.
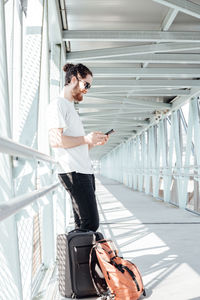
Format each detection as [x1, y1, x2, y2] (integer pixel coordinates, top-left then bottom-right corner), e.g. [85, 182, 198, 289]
[49, 128, 107, 149]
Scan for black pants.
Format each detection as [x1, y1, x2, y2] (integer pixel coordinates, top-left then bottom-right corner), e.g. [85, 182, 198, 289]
[58, 172, 99, 232]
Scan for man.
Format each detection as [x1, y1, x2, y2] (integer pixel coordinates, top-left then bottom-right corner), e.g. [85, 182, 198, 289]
[46, 63, 108, 231]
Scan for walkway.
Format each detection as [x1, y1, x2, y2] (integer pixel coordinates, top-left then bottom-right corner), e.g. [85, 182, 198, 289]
[34, 175, 200, 300]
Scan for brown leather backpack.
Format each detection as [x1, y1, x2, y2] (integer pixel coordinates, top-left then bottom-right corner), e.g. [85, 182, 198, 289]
[90, 239, 146, 300]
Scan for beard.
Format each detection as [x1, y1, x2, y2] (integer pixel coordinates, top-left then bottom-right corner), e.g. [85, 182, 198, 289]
[72, 84, 84, 102]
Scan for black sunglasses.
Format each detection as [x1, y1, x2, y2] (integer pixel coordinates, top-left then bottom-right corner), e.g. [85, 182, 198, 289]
[76, 77, 91, 90]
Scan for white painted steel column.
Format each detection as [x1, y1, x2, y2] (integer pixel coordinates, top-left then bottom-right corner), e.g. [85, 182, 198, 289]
[129, 139, 133, 189]
[49, 44, 69, 236]
[50, 44, 61, 101]
[155, 125, 160, 198]
[127, 140, 132, 188]
[150, 126, 159, 197]
[37, 0, 56, 267]
[118, 147, 122, 182]
[132, 139, 137, 190]
[140, 134, 144, 192]
[160, 119, 169, 202]
[0, 0, 11, 138]
[15, 0, 44, 298]
[0, 1, 22, 299]
[12, 0, 22, 140]
[117, 146, 121, 183]
[157, 124, 162, 198]
[137, 136, 143, 191]
[127, 141, 131, 187]
[143, 132, 149, 194]
[172, 111, 183, 207]
[191, 98, 200, 210]
[181, 101, 194, 208]
[38, 0, 50, 156]
[192, 98, 200, 165]
[145, 131, 150, 194]
[167, 115, 175, 203]
[116, 148, 120, 181]
[123, 143, 127, 186]
[124, 142, 128, 186]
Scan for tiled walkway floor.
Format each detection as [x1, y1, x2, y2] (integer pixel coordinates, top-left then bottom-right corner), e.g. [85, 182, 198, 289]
[95, 176, 200, 300]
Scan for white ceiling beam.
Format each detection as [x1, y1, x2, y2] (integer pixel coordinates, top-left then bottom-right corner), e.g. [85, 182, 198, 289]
[81, 97, 171, 108]
[141, 8, 178, 70]
[104, 129, 137, 133]
[84, 127, 141, 132]
[92, 67, 200, 78]
[82, 54, 200, 64]
[81, 98, 171, 109]
[88, 88, 190, 95]
[83, 95, 165, 101]
[82, 118, 149, 124]
[92, 79, 199, 88]
[81, 115, 150, 122]
[80, 112, 154, 118]
[88, 88, 174, 95]
[86, 134, 135, 139]
[161, 8, 178, 31]
[84, 120, 146, 126]
[66, 42, 200, 60]
[84, 123, 144, 128]
[63, 30, 200, 42]
[124, 98, 171, 108]
[79, 106, 154, 111]
[84, 120, 149, 125]
[102, 132, 137, 136]
[153, 0, 200, 19]
[79, 105, 155, 111]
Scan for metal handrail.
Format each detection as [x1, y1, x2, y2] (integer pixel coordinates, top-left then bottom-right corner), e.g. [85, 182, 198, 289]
[0, 136, 57, 164]
[0, 182, 60, 222]
[0, 136, 60, 222]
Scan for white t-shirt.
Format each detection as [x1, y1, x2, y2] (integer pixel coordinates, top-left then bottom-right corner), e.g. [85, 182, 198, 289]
[46, 96, 93, 174]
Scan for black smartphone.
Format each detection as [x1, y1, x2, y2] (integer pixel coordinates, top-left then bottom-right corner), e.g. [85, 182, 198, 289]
[105, 129, 115, 135]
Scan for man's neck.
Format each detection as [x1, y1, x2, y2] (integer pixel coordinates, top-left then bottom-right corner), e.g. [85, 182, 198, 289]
[63, 86, 74, 102]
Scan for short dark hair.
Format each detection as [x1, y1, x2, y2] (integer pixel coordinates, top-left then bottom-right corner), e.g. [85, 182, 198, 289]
[63, 63, 93, 86]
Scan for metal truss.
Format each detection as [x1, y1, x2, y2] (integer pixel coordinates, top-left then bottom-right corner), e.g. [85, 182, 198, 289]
[100, 97, 200, 212]
[152, 0, 200, 19]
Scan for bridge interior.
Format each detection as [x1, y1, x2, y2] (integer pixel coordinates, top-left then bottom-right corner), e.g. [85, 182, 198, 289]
[1, 0, 200, 299]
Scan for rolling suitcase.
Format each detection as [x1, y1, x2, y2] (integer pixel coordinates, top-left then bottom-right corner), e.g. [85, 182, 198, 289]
[57, 229, 104, 298]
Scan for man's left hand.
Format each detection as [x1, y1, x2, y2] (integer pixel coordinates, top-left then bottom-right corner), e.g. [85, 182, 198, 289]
[88, 135, 109, 149]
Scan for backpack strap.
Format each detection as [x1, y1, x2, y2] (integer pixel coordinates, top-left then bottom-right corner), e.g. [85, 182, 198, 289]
[89, 245, 111, 299]
[89, 245, 101, 296]
[110, 259, 140, 292]
[122, 265, 140, 291]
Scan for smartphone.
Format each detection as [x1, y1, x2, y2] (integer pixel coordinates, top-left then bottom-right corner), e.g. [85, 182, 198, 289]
[105, 129, 115, 135]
